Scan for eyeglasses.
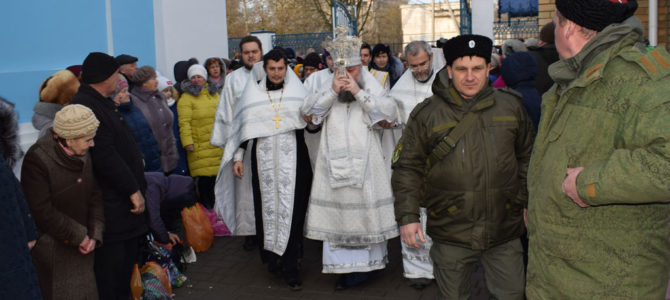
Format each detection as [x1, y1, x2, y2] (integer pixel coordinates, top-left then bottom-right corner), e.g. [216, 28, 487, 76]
[409, 59, 431, 71]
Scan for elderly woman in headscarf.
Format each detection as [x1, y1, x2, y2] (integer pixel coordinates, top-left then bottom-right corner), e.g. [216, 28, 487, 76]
[130, 66, 178, 174]
[21, 104, 104, 300]
[177, 64, 223, 209]
[118, 66, 178, 174]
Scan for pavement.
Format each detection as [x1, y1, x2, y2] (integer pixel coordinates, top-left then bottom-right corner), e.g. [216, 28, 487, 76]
[171, 236, 490, 299]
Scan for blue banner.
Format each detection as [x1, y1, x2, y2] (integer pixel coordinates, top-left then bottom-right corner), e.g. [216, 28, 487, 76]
[499, 0, 538, 17]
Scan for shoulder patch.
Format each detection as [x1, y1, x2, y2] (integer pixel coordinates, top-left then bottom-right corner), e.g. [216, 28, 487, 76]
[409, 96, 434, 119]
[620, 47, 670, 80]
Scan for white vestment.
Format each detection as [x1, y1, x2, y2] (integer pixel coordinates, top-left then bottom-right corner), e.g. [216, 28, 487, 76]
[217, 69, 307, 255]
[302, 70, 399, 273]
[212, 63, 264, 236]
[431, 47, 447, 72]
[387, 68, 439, 279]
[302, 69, 333, 170]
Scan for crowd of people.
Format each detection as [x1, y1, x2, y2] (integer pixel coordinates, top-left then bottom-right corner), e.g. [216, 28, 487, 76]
[3, 0, 670, 299]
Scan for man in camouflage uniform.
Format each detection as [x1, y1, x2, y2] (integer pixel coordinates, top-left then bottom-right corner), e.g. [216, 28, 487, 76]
[392, 35, 534, 299]
[526, 0, 670, 298]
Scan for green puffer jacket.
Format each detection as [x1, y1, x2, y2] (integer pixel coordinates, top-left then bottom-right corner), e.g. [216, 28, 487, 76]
[392, 68, 534, 250]
[526, 20, 670, 299]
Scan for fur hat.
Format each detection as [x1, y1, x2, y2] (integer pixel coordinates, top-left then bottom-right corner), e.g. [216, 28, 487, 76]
[187, 64, 207, 80]
[53, 104, 100, 139]
[39, 70, 81, 105]
[444, 34, 493, 66]
[82, 52, 119, 84]
[556, 0, 638, 32]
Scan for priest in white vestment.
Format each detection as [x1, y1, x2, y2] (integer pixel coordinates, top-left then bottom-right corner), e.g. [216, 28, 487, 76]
[220, 49, 312, 290]
[211, 36, 263, 250]
[387, 40, 444, 289]
[301, 26, 399, 289]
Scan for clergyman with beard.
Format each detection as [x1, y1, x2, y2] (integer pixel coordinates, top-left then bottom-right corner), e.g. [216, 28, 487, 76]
[301, 26, 399, 290]
[211, 35, 263, 251]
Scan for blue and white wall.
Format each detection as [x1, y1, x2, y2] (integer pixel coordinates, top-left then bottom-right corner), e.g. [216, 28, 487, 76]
[0, 0, 228, 174]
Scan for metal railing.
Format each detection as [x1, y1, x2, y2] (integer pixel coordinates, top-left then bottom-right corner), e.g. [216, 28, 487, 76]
[273, 32, 332, 57]
[493, 17, 539, 44]
[228, 32, 332, 59]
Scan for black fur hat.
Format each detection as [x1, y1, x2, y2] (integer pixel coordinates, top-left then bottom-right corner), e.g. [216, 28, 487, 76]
[444, 34, 492, 66]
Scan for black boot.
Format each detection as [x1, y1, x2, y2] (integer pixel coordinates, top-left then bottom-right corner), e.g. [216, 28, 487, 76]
[335, 272, 369, 290]
[243, 235, 257, 251]
[407, 278, 432, 290]
[283, 269, 302, 291]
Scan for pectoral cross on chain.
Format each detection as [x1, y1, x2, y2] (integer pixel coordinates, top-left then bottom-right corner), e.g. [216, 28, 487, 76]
[273, 114, 282, 129]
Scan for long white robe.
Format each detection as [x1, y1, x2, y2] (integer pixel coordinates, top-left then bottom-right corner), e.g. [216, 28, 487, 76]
[387, 68, 439, 279]
[302, 69, 333, 170]
[212, 65, 262, 236]
[217, 69, 308, 255]
[302, 70, 399, 273]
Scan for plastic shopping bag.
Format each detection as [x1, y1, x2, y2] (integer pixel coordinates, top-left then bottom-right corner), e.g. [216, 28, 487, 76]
[180, 203, 214, 252]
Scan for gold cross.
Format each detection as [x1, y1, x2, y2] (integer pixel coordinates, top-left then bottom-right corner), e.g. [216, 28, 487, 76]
[273, 114, 282, 129]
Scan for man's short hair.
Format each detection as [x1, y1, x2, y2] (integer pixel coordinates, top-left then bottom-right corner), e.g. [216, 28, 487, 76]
[404, 41, 432, 58]
[263, 49, 288, 68]
[539, 22, 555, 44]
[361, 42, 371, 52]
[239, 36, 263, 52]
[372, 44, 391, 58]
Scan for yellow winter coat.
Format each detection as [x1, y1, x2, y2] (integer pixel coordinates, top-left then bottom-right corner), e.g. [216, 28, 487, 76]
[177, 86, 222, 177]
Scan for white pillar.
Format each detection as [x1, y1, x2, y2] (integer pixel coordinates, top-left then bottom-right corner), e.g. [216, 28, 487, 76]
[471, 0, 495, 40]
[649, 0, 658, 46]
[251, 30, 276, 55]
[153, 0, 228, 81]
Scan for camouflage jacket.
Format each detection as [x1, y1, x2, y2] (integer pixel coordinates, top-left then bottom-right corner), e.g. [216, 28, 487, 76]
[392, 68, 534, 250]
[526, 19, 670, 299]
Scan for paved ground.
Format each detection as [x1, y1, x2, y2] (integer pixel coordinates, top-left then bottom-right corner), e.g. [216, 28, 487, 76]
[171, 236, 489, 299]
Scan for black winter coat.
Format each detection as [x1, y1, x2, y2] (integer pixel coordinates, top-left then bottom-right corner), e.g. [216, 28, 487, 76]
[70, 84, 148, 242]
[0, 157, 42, 300]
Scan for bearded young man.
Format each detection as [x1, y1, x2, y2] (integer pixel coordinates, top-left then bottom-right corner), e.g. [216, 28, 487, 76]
[392, 35, 534, 299]
[526, 0, 670, 298]
[211, 35, 263, 250]
[301, 26, 399, 290]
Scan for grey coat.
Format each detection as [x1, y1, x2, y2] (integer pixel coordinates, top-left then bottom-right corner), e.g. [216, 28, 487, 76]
[131, 87, 178, 173]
